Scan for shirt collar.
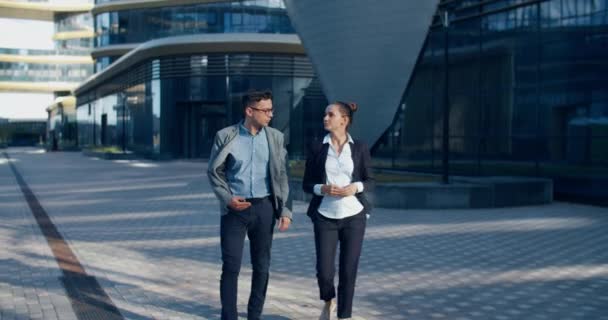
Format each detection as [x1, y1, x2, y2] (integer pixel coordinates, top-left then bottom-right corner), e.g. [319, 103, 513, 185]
[239, 121, 265, 136]
[323, 133, 354, 145]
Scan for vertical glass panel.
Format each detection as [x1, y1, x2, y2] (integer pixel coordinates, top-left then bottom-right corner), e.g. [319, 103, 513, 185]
[102, 94, 119, 147]
[562, 0, 577, 18]
[77, 103, 94, 147]
[447, 17, 481, 140]
[152, 77, 161, 154]
[124, 83, 150, 153]
[541, 0, 561, 28]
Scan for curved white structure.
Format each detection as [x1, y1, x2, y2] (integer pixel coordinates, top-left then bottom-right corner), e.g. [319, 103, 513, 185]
[75, 33, 304, 95]
[284, 0, 439, 146]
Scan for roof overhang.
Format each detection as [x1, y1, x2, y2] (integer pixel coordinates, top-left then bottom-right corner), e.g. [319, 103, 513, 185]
[0, 0, 93, 20]
[46, 96, 76, 112]
[53, 29, 95, 40]
[91, 44, 138, 59]
[92, 0, 233, 15]
[75, 33, 304, 95]
[0, 54, 93, 65]
[0, 81, 78, 93]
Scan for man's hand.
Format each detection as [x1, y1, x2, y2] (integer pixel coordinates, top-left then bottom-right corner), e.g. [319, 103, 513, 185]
[227, 196, 251, 211]
[278, 216, 291, 231]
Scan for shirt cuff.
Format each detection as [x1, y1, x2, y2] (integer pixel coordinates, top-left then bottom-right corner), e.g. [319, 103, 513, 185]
[354, 182, 364, 193]
[314, 184, 324, 196]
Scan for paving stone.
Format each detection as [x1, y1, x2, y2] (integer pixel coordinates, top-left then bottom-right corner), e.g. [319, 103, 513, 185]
[2, 148, 608, 319]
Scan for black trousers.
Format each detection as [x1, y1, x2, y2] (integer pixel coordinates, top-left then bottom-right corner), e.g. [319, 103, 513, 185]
[313, 210, 366, 319]
[220, 197, 275, 320]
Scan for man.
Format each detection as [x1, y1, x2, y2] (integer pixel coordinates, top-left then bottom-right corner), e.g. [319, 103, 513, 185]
[208, 89, 292, 320]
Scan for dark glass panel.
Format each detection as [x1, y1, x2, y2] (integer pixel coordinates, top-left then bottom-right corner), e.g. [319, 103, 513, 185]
[77, 53, 325, 160]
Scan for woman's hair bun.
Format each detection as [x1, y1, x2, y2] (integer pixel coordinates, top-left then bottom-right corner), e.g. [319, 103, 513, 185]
[347, 102, 358, 112]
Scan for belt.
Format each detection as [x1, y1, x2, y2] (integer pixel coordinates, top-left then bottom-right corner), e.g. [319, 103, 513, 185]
[245, 195, 271, 204]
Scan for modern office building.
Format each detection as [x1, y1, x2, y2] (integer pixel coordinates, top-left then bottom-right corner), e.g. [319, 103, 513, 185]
[286, 0, 608, 203]
[74, 0, 327, 159]
[0, 117, 8, 146]
[0, 0, 94, 147]
[70, 0, 607, 202]
[0, 118, 46, 146]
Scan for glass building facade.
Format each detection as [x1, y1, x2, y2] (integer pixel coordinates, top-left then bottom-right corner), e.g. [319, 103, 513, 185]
[0, 48, 92, 83]
[94, 55, 119, 72]
[0, 1, 93, 148]
[375, 0, 608, 203]
[77, 54, 326, 158]
[55, 12, 94, 52]
[0, 120, 46, 147]
[77, 0, 327, 159]
[95, 0, 293, 47]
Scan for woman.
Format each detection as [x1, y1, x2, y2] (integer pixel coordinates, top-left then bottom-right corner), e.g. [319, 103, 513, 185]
[303, 101, 374, 320]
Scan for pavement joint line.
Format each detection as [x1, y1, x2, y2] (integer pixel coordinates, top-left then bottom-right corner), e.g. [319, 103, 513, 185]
[3, 151, 125, 320]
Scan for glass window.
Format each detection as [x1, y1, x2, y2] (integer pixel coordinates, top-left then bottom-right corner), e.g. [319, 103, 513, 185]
[94, 1, 295, 47]
[77, 53, 323, 159]
[384, 0, 608, 200]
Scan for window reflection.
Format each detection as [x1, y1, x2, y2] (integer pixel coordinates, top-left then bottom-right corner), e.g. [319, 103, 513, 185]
[380, 0, 608, 196]
[76, 54, 326, 159]
[95, 1, 294, 47]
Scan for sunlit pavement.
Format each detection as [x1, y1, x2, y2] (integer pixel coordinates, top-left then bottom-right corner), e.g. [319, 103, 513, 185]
[1, 147, 608, 320]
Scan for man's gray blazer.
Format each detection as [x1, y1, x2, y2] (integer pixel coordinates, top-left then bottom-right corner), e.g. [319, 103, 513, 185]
[207, 123, 292, 219]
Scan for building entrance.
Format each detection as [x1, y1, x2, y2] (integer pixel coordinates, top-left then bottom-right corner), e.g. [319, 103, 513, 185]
[178, 101, 226, 158]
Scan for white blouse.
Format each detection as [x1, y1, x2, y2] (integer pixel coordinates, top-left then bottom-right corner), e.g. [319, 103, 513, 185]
[313, 134, 364, 219]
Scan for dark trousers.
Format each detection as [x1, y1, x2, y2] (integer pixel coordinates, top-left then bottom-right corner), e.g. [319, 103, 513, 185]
[313, 210, 366, 319]
[220, 197, 275, 320]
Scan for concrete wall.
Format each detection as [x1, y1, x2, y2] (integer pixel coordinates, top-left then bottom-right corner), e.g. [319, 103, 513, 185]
[283, 0, 440, 147]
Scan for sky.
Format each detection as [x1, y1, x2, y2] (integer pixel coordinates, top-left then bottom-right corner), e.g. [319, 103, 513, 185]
[0, 18, 55, 50]
[0, 92, 53, 120]
[0, 18, 55, 119]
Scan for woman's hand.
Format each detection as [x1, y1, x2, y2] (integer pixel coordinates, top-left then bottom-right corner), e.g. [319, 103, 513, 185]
[321, 184, 342, 197]
[336, 183, 358, 197]
[321, 184, 357, 197]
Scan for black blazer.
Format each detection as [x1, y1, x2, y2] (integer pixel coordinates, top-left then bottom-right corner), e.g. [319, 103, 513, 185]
[302, 139, 375, 219]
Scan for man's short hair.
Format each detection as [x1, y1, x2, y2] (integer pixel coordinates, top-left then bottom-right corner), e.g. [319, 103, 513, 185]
[242, 89, 273, 110]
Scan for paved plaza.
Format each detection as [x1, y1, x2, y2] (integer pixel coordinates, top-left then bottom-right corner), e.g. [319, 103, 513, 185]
[1, 148, 608, 320]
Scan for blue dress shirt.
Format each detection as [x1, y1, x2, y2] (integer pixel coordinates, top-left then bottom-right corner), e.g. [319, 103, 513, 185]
[225, 123, 271, 199]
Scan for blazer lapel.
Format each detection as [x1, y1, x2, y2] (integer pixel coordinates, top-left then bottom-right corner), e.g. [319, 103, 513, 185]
[349, 141, 359, 181]
[317, 143, 330, 183]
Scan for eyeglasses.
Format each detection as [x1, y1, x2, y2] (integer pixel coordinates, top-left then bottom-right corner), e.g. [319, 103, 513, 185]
[249, 107, 274, 116]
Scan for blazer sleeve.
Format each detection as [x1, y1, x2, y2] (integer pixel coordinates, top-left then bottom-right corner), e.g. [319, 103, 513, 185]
[207, 132, 232, 205]
[277, 134, 292, 219]
[302, 143, 318, 194]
